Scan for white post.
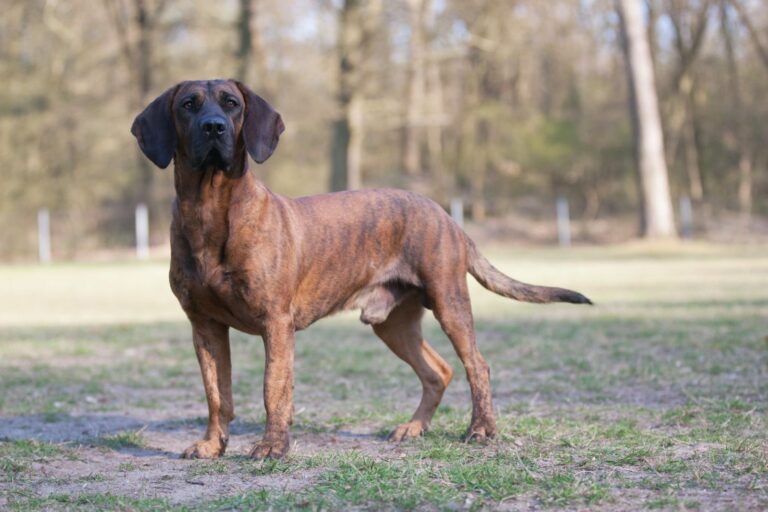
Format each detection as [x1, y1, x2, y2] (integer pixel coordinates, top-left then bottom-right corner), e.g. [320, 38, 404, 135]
[38, 208, 51, 264]
[135, 203, 150, 260]
[556, 196, 571, 247]
[450, 198, 464, 228]
[679, 195, 693, 240]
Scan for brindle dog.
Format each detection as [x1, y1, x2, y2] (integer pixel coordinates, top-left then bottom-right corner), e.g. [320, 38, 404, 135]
[131, 79, 592, 459]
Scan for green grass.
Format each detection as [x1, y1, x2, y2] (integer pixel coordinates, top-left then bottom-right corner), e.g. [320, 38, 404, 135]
[0, 440, 72, 483]
[90, 431, 147, 451]
[0, 243, 767, 510]
[7, 493, 177, 512]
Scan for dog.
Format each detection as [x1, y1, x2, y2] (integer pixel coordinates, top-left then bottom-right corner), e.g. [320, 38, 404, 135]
[131, 79, 591, 459]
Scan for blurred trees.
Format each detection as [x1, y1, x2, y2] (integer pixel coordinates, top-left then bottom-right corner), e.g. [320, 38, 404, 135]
[0, 0, 766, 258]
[330, 0, 382, 191]
[617, 0, 677, 238]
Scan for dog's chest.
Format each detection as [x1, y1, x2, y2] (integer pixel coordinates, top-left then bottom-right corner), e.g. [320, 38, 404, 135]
[169, 246, 268, 333]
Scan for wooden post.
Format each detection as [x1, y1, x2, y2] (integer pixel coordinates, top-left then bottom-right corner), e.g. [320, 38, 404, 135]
[135, 203, 150, 260]
[556, 196, 571, 247]
[679, 195, 693, 239]
[37, 208, 51, 264]
[450, 198, 464, 228]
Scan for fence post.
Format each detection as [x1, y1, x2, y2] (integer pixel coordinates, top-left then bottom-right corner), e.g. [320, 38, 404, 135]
[135, 203, 150, 260]
[38, 208, 51, 264]
[450, 198, 464, 228]
[679, 195, 693, 240]
[556, 196, 571, 247]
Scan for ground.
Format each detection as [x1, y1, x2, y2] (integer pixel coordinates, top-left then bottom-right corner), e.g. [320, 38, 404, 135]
[0, 243, 766, 511]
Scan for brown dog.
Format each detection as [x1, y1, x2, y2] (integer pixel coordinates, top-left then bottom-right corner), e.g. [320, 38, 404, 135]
[131, 79, 591, 459]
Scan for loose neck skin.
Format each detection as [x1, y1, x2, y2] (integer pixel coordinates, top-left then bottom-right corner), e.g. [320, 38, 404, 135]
[172, 151, 267, 267]
[173, 148, 252, 202]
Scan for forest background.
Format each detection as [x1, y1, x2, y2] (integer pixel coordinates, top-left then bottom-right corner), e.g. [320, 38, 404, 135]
[1, 0, 766, 260]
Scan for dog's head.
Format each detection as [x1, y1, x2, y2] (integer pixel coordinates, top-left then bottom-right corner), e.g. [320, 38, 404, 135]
[131, 79, 284, 174]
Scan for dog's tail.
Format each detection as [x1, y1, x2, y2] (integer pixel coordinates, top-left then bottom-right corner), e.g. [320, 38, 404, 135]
[467, 241, 593, 305]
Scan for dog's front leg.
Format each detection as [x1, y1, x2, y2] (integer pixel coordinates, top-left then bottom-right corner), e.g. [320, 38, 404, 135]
[250, 316, 294, 459]
[182, 318, 234, 459]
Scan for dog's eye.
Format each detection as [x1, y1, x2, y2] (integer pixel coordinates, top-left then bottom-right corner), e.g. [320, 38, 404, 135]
[182, 99, 194, 110]
[225, 98, 238, 108]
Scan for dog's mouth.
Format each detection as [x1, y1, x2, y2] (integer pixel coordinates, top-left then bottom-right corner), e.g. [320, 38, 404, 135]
[199, 146, 231, 171]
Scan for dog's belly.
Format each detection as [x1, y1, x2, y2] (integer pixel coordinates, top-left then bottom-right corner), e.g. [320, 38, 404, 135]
[288, 283, 419, 331]
[289, 259, 424, 330]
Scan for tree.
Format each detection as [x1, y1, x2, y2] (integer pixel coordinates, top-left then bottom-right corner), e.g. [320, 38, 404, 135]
[664, 0, 710, 204]
[235, 0, 272, 97]
[104, 0, 167, 213]
[401, 0, 429, 177]
[617, 0, 678, 238]
[720, 1, 752, 220]
[728, 0, 768, 71]
[330, 0, 381, 191]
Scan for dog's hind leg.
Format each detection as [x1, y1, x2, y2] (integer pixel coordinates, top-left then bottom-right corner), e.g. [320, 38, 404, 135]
[182, 318, 234, 459]
[373, 295, 454, 441]
[430, 280, 497, 442]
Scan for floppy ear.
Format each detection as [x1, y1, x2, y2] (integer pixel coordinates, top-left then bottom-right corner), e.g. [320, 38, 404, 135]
[131, 86, 178, 169]
[235, 81, 285, 164]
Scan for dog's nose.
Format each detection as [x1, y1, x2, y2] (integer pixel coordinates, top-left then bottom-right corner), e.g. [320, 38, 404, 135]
[199, 116, 227, 138]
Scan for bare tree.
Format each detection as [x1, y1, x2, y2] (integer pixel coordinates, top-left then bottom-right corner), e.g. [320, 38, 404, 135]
[665, 0, 710, 203]
[236, 0, 272, 96]
[330, 0, 380, 191]
[617, 0, 677, 238]
[720, 1, 752, 220]
[728, 0, 768, 71]
[425, 53, 447, 201]
[401, 0, 429, 176]
[104, 0, 166, 211]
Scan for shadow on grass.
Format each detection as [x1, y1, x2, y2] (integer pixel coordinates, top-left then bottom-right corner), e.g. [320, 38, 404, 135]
[0, 412, 380, 447]
[1, 307, 766, 440]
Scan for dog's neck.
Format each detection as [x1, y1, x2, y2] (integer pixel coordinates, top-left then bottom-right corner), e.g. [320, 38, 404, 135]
[172, 155, 268, 268]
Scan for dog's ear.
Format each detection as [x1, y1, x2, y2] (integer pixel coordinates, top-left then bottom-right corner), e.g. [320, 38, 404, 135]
[131, 86, 178, 169]
[235, 81, 285, 164]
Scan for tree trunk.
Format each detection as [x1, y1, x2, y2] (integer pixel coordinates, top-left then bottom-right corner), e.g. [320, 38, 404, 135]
[134, 0, 154, 210]
[105, 0, 160, 215]
[729, 0, 768, 71]
[236, 0, 253, 82]
[425, 57, 446, 203]
[617, 0, 677, 239]
[330, 118, 351, 192]
[721, 2, 753, 221]
[330, 0, 378, 191]
[236, 0, 272, 95]
[347, 95, 364, 190]
[470, 120, 489, 222]
[401, 0, 428, 176]
[330, 0, 360, 191]
[665, 0, 709, 204]
[738, 155, 752, 220]
[681, 78, 703, 202]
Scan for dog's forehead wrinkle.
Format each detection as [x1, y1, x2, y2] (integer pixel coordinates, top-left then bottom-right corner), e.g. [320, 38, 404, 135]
[177, 83, 207, 102]
[211, 81, 240, 101]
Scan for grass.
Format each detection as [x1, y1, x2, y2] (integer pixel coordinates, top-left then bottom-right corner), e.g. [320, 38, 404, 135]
[90, 431, 147, 451]
[0, 243, 766, 510]
[0, 440, 71, 483]
[7, 493, 177, 512]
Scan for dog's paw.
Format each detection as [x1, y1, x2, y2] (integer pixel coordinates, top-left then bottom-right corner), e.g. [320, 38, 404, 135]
[464, 418, 497, 443]
[181, 439, 227, 459]
[388, 421, 426, 442]
[249, 435, 290, 460]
